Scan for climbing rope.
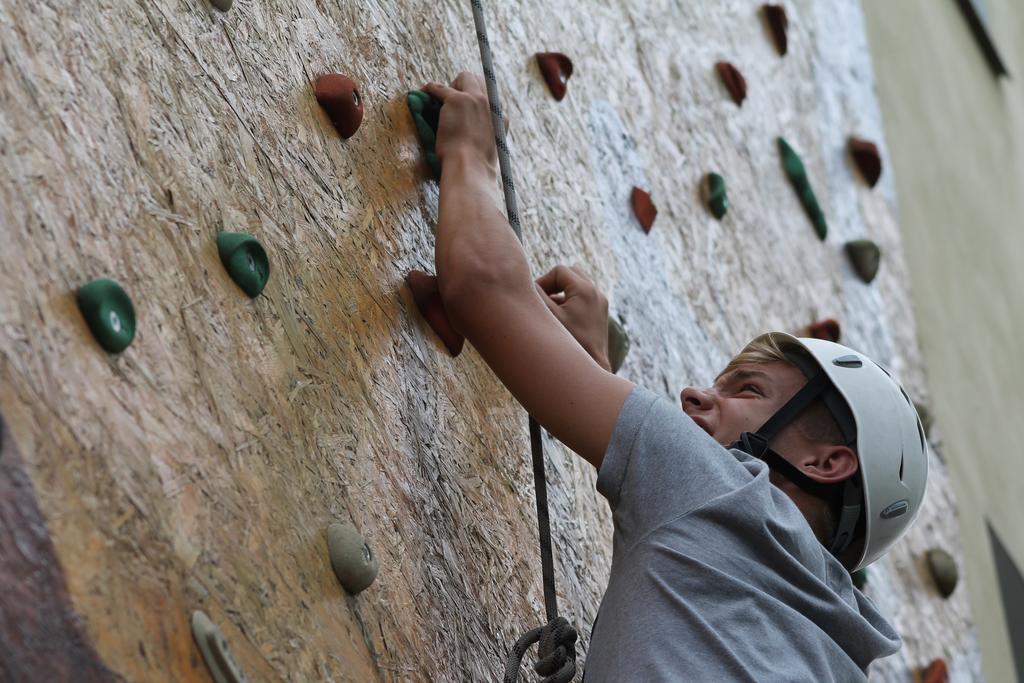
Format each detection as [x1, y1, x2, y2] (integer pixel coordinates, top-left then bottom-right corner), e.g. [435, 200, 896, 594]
[468, 1, 579, 680]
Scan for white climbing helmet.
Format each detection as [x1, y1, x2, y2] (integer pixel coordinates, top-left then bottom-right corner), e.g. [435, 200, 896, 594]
[753, 332, 929, 572]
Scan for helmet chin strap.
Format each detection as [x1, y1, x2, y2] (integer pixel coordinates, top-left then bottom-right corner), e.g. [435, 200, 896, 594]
[728, 370, 862, 558]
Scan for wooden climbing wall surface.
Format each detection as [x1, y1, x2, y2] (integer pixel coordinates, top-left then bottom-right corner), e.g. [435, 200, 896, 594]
[0, 0, 981, 680]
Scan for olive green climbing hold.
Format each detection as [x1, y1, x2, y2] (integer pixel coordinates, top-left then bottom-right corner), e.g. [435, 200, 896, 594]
[926, 548, 958, 598]
[778, 137, 828, 240]
[851, 568, 868, 590]
[407, 90, 442, 179]
[191, 611, 247, 683]
[217, 232, 269, 298]
[844, 239, 881, 284]
[607, 317, 630, 374]
[704, 172, 729, 219]
[327, 522, 378, 594]
[76, 278, 136, 353]
[210, 0, 233, 11]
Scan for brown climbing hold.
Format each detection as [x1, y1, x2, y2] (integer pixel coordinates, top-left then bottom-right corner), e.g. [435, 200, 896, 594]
[315, 74, 363, 139]
[803, 318, 840, 343]
[630, 187, 657, 233]
[848, 136, 882, 187]
[920, 658, 949, 683]
[406, 270, 464, 356]
[716, 62, 747, 106]
[536, 52, 573, 101]
[762, 4, 789, 56]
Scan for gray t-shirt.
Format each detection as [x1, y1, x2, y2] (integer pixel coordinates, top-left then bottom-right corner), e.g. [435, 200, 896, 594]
[583, 386, 900, 681]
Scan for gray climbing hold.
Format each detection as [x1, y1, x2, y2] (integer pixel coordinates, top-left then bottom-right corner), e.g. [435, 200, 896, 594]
[844, 239, 881, 284]
[210, 0, 233, 11]
[607, 317, 630, 374]
[926, 548, 958, 598]
[191, 611, 248, 683]
[327, 522, 378, 594]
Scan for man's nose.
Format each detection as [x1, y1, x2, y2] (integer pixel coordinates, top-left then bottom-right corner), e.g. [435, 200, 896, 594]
[681, 386, 715, 410]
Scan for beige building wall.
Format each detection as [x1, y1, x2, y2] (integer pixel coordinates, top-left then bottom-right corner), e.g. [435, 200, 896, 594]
[863, 2, 1024, 681]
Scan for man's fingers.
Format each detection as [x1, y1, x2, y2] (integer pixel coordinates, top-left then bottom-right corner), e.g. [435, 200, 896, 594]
[536, 264, 583, 294]
[422, 81, 459, 102]
[535, 283, 564, 314]
[451, 71, 487, 95]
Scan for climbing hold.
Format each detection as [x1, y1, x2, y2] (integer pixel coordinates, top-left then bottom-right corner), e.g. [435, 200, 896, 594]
[407, 90, 443, 178]
[704, 172, 729, 219]
[850, 568, 868, 590]
[210, 0, 233, 11]
[762, 4, 789, 56]
[844, 239, 881, 284]
[607, 317, 630, 374]
[315, 74, 363, 139]
[630, 187, 657, 233]
[76, 279, 136, 353]
[191, 611, 248, 683]
[920, 658, 949, 683]
[926, 548, 958, 598]
[802, 318, 840, 343]
[326, 522, 379, 594]
[715, 62, 747, 106]
[406, 270, 464, 356]
[914, 400, 934, 439]
[778, 137, 828, 240]
[535, 52, 573, 101]
[848, 136, 882, 187]
[217, 232, 270, 298]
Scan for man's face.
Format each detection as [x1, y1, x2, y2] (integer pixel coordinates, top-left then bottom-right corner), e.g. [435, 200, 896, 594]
[680, 361, 808, 447]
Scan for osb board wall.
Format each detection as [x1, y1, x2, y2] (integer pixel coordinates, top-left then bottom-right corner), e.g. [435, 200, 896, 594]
[0, 0, 980, 681]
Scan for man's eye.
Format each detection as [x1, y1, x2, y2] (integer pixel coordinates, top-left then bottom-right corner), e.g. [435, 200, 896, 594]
[742, 384, 762, 395]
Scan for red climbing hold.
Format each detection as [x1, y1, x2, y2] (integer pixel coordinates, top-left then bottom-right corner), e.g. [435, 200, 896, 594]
[804, 318, 840, 343]
[315, 74, 363, 139]
[848, 136, 883, 187]
[630, 187, 657, 233]
[920, 658, 949, 683]
[762, 4, 789, 56]
[406, 270, 464, 357]
[716, 62, 747, 106]
[536, 52, 573, 101]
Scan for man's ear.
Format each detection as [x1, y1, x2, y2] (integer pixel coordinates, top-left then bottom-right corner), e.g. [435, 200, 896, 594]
[800, 444, 858, 484]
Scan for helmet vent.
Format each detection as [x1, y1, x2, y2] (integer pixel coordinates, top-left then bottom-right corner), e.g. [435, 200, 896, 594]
[899, 385, 912, 405]
[917, 420, 926, 451]
[899, 451, 905, 482]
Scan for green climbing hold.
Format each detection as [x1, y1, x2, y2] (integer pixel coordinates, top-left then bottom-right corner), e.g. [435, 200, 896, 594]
[191, 611, 247, 683]
[76, 279, 136, 353]
[850, 568, 868, 590]
[704, 172, 729, 219]
[407, 90, 442, 179]
[217, 232, 269, 298]
[607, 317, 630, 374]
[778, 137, 828, 240]
[209, 0, 233, 11]
[327, 522, 379, 594]
[844, 239, 881, 284]
[926, 548, 958, 598]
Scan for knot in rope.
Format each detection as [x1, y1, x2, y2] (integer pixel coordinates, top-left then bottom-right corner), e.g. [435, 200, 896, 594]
[503, 617, 578, 683]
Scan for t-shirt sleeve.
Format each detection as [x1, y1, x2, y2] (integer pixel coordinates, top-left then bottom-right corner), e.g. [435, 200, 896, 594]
[596, 385, 754, 541]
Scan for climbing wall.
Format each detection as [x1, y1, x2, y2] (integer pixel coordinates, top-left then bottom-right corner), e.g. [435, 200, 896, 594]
[0, 0, 980, 681]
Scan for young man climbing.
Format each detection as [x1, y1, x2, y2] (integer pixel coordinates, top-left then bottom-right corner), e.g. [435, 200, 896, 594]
[421, 73, 928, 680]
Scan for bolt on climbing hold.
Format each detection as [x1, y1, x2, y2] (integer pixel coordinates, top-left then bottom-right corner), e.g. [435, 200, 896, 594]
[191, 611, 248, 683]
[850, 568, 868, 590]
[778, 137, 828, 240]
[715, 62, 747, 106]
[920, 658, 949, 683]
[315, 74, 363, 139]
[327, 522, 379, 594]
[217, 232, 269, 298]
[607, 317, 630, 374]
[630, 187, 657, 233]
[406, 270, 464, 356]
[925, 548, 958, 598]
[704, 172, 729, 219]
[801, 318, 840, 343]
[848, 136, 882, 188]
[407, 90, 442, 179]
[535, 52, 573, 101]
[76, 278, 136, 353]
[762, 4, 789, 56]
[210, 0, 233, 11]
[844, 239, 881, 284]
